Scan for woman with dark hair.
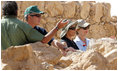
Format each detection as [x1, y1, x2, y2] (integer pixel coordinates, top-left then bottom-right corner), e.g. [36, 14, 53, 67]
[60, 20, 79, 50]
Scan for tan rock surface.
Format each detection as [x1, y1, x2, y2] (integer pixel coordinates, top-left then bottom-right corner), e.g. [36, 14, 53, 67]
[94, 3, 103, 23]
[88, 38, 117, 70]
[101, 3, 111, 22]
[1, 42, 62, 70]
[80, 1, 91, 19]
[31, 42, 62, 65]
[63, 1, 76, 18]
[64, 50, 109, 70]
[86, 23, 116, 39]
[1, 38, 117, 70]
[45, 1, 63, 17]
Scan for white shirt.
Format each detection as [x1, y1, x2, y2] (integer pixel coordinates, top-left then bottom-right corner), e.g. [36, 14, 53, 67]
[74, 36, 90, 51]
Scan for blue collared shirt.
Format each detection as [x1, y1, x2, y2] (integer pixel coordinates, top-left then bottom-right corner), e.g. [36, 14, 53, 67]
[74, 36, 90, 51]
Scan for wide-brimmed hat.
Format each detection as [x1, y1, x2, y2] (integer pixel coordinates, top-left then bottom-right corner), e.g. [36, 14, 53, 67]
[76, 19, 90, 29]
[24, 5, 44, 17]
[60, 20, 79, 38]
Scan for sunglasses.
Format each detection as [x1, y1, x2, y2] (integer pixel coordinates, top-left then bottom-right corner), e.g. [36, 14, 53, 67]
[69, 27, 76, 30]
[30, 14, 41, 18]
[80, 26, 89, 30]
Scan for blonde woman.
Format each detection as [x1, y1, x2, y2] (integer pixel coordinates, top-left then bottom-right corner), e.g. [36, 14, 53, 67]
[74, 20, 90, 51]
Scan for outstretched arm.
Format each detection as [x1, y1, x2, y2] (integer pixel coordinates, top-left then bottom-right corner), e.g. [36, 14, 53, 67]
[41, 19, 69, 43]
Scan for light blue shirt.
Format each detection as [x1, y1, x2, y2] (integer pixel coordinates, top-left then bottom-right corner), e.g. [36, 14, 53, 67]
[74, 36, 90, 51]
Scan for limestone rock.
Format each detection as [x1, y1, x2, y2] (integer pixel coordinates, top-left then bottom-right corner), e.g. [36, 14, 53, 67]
[74, 1, 81, 19]
[45, 17, 57, 32]
[86, 23, 117, 39]
[88, 38, 117, 55]
[64, 50, 109, 70]
[94, 3, 103, 23]
[104, 49, 117, 70]
[1, 42, 62, 70]
[1, 44, 43, 70]
[45, 1, 63, 17]
[31, 42, 62, 65]
[111, 16, 117, 23]
[87, 2, 96, 24]
[80, 1, 91, 19]
[88, 38, 117, 70]
[101, 3, 111, 22]
[63, 1, 77, 18]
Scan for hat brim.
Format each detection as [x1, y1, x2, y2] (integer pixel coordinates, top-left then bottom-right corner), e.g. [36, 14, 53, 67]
[81, 23, 90, 28]
[60, 21, 78, 38]
[34, 11, 45, 14]
[76, 22, 90, 30]
[39, 11, 45, 14]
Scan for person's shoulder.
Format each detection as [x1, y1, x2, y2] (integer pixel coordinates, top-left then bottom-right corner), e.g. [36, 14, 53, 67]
[10, 18, 27, 26]
[34, 26, 47, 32]
[15, 19, 33, 29]
[35, 26, 45, 30]
[86, 38, 90, 42]
[16, 18, 26, 24]
[1, 18, 6, 23]
[86, 38, 90, 40]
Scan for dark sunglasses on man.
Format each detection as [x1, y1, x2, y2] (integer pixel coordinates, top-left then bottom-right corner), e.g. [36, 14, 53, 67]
[69, 27, 76, 30]
[30, 14, 41, 18]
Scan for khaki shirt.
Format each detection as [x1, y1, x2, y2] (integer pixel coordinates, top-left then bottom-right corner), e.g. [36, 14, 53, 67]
[1, 16, 44, 50]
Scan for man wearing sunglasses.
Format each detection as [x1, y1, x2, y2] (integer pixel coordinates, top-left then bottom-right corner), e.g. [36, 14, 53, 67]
[2, 1, 69, 51]
[24, 6, 75, 55]
[74, 19, 90, 51]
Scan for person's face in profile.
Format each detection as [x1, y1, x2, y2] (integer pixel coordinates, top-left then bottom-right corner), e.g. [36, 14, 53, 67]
[29, 13, 42, 25]
[67, 24, 76, 37]
[77, 26, 89, 37]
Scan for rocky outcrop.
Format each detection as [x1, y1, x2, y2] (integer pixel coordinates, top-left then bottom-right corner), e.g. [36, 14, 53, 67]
[80, 1, 91, 19]
[1, 38, 117, 70]
[1, 42, 62, 70]
[88, 38, 117, 70]
[64, 50, 110, 70]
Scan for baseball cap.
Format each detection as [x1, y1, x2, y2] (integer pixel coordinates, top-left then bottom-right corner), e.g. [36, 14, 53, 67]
[24, 5, 44, 17]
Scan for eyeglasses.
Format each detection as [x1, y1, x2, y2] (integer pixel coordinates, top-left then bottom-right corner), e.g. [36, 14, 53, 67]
[69, 27, 76, 30]
[30, 14, 41, 18]
[80, 26, 89, 30]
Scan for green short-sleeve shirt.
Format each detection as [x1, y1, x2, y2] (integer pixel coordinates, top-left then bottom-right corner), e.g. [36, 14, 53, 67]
[1, 16, 44, 50]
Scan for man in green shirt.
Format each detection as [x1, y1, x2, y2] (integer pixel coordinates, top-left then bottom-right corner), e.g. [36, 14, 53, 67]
[1, 1, 68, 50]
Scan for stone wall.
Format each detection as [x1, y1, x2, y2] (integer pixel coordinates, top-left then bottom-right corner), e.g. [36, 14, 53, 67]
[14, 1, 117, 39]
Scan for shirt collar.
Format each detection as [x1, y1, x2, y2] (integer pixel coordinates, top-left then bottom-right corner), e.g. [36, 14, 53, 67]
[74, 36, 81, 42]
[2, 15, 17, 19]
